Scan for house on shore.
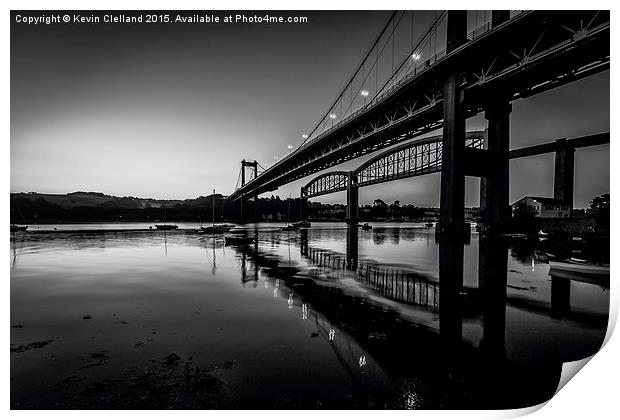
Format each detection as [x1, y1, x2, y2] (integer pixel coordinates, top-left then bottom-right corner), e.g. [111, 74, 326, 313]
[512, 196, 571, 218]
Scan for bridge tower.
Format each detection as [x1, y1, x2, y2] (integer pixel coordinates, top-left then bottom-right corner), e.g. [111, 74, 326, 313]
[346, 171, 359, 225]
[240, 159, 260, 223]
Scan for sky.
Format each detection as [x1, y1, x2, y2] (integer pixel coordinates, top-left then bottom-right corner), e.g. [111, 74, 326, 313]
[11, 10, 609, 208]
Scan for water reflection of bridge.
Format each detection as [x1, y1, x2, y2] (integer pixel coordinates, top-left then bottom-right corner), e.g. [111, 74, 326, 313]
[227, 230, 565, 408]
[232, 227, 600, 330]
[304, 245, 441, 312]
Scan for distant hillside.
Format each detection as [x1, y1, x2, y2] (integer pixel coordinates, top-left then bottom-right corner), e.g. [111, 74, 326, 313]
[12, 191, 185, 210]
[10, 191, 226, 223]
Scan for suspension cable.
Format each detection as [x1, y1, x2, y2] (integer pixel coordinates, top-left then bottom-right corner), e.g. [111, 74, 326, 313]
[296, 11, 397, 150]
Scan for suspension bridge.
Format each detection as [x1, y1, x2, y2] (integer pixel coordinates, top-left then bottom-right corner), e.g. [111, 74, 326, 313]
[229, 10, 609, 234]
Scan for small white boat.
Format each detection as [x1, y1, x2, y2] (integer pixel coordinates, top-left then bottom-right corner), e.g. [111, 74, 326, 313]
[292, 220, 311, 228]
[549, 259, 610, 276]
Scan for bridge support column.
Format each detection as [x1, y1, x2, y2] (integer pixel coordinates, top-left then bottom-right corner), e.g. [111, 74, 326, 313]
[439, 11, 468, 237]
[239, 195, 245, 224]
[553, 140, 575, 216]
[481, 101, 512, 234]
[253, 195, 260, 222]
[346, 172, 359, 225]
[299, 188, 308, 220]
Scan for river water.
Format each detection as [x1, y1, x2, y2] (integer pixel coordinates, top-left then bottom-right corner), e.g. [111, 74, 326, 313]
[10, 223, 609, 409]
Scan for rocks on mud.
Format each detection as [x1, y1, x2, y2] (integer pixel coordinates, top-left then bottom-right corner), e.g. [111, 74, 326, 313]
[163, 353, 181, 366]
[11, 339, 54, 353]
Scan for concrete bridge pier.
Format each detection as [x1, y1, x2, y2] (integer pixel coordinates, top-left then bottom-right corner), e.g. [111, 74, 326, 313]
[438, 10, 468, 237]
[480, 101, 512, 234]
[239, 194, 245, 224]
[479, 11, 512, 235]
[253, 195, 260, 222]
[346, 172, 359, 225]
[553, 139, 575, 216]
[299, 187, 308, 220]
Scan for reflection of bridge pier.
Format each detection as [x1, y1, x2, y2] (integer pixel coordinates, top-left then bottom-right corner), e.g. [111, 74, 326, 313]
[550, 275, 571, 319]
[299, 228, 308, 257]
[346, 227, 358, 270]
[438, 236, 465, 347]
[478, 236, 509, 360]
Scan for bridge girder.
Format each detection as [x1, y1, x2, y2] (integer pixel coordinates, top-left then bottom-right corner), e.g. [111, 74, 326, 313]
[231, 10, 609, 200]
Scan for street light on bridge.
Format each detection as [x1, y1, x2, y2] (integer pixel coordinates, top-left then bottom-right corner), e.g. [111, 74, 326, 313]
[287, 145, 293, 154]
[360, 89, 369, 106]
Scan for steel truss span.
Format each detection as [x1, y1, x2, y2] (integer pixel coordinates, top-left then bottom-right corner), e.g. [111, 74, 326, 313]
[304, 171, 349, 199]
[302, 131, 485, 199]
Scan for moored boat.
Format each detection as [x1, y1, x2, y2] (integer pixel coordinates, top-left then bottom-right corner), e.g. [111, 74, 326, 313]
[201, 189, 234, 234]
[549, 258, 609, 276]
[292, 220, 311, 228]
[201, 224, 232, 234]
[155, 224, 178, 230]
[224, 235, 254, 246]
[155, 205, 177, 230]
[361, 223, 372, 230]
[10, 225, 28, 233]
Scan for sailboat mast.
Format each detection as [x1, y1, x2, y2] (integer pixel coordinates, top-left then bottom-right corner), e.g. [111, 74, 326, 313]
[212, 189, 216, 226]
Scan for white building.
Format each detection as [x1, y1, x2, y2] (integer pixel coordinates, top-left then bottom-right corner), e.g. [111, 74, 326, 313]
[512, 196, 571, 218]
